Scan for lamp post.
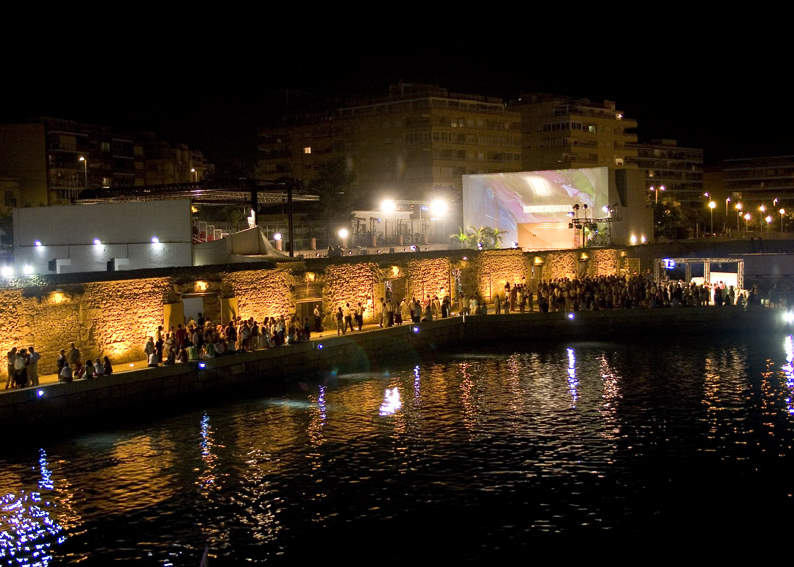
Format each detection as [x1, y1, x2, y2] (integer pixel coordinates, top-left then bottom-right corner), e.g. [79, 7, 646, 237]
[724, 197, 731, 233]
[780, 208, 786, 232]
[190, 167, 197, 182]
[708, 201, 716, 235]
[649, 185, 665, 204]
[380, 199, 396, 244]
[744, 212, 751, 233]
[735, 202, 743, 231]
[78, 156, 87, 189]
[759, 205, 766, 231]
[337, 227, 349, 249]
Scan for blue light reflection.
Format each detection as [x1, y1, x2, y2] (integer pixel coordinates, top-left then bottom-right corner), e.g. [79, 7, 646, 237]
[566, 347, 578, 408]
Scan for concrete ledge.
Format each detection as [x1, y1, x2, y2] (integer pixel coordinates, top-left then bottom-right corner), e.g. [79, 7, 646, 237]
[0, 308, 782, 428]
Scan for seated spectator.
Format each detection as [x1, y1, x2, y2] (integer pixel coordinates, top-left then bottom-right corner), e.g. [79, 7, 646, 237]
[103, 356, 113, 376]
[59, 362, 73, 383]
[147, 352, 159, 368]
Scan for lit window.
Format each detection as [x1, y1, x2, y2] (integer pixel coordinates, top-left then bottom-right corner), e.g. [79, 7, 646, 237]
[304, 147, 312, 154]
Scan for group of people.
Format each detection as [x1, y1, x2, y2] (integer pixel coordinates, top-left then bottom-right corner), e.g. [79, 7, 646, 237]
[334, 294, 455, 335]
[144, 312, 319, 367]
[56, 342, 113, 383]
[486, 275, 758, 313]
[4, 346, 41, 389]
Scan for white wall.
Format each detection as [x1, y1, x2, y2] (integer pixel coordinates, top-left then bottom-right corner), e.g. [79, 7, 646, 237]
[12, 200, 193, 274]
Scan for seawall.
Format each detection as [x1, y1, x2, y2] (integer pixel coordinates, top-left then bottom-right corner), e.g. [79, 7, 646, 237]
[0, 308, 785, 429]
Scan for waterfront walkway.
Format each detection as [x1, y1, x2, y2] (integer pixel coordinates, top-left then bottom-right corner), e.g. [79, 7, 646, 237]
[25, 322, 393, 389]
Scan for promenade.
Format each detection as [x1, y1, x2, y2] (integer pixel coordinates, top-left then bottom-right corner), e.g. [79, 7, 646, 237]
[0, 307, 785, 429]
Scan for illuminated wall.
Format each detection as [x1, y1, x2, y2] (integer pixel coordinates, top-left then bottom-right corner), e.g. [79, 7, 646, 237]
[405, 258, 451, 301]
[544, 251, 579, 280]
[224, 268, 295, 320]
[323, 262, 381, 322]
[589, 249, 620, 277]
[476, 250, 529, 301]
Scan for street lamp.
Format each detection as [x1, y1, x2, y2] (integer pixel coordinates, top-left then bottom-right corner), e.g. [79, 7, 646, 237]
[337, 227, 349, 249]
[78, 155, 88, 189]
[649, 185, 665, 204]
[744, 212, 751, 233]
[780, 208, 786, 232]
[735, 202, 743, 231]
[380, 199, 397, 242]
[708, 201, 716, 234]
[190, 167, 197, 182]
[724, 197, 731, 232]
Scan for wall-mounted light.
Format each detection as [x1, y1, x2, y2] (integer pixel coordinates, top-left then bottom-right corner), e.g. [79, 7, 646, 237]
[273, 232, 282, 241]
[151, 236, 160, 244]
[93, 238, 102, 246]
[195, 281, 208, 292]
[23, 265, 34, 275]
[34, 240, 42, 247]
[305, 272, 316, 282]
[533, 256, 544, 265]
[1, 266, 14, 278]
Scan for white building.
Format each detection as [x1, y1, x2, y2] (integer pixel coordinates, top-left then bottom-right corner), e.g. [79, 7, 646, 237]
[12, 199, 193, 274]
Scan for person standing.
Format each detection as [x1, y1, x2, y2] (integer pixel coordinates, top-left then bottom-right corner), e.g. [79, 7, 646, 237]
[27, 346, 40, 387]
[386, 299, 395, 326]
[378, 298, 386, 328]
[5, 347, 16, 390]
[68, 342, 81, 368]
[313, 305, 322, 332]
[344, 303, 354, 333]
[336, 306, 345, 336]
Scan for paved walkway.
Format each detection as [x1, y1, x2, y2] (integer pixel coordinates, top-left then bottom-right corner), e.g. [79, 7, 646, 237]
[4, 321, 406, 392]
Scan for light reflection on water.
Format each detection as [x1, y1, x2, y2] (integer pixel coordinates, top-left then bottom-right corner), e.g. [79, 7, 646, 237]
[4, 337, 794, 563]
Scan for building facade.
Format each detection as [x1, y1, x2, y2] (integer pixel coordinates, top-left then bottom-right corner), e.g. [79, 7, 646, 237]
[257, 83, 524, 213]
[0, 118, 213, 210]
[722, 155, 794, 204]
[508, 94, 638, 171]
[629, 139, 704, 205]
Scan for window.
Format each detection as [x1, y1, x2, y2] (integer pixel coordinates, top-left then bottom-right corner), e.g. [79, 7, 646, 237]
[304, 147, 312, 154]
[587, 125, 597, 134]
[101, 141, 111, 152]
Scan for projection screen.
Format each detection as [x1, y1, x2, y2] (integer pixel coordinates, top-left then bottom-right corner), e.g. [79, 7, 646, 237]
[462, 167, 609, 250]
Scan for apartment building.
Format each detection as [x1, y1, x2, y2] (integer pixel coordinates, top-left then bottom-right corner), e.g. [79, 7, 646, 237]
[0, 118, 214, 210]
[508, 94, 638, 171]
[722, 155, 794, 203]
[257, 83, 524, 208]
[629, 139, 704, 204]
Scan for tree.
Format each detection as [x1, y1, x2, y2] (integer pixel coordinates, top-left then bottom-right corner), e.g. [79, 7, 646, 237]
[307, 158, 356, 245]
[449, 227, 470, 248]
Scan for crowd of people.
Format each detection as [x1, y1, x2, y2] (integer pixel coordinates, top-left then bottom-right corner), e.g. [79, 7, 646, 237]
[143, 312, 318, 367]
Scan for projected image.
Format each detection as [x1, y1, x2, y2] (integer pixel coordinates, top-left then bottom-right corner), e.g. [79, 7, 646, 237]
[462, 168, 609, 250]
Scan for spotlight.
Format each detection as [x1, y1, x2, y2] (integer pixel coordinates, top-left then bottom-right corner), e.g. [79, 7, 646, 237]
[412, 326, 420, 334]
[93, 238, 101, 246]
[198, 362, 207, 369]
[36, 389, 44, 398]
[317, 343, 324, 350]
[151, 236, 160, 244]
[34, 240, 42, 247]
[567, 313, 575, 320]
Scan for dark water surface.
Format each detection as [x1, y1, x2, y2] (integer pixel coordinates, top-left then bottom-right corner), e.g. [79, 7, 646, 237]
[4, 335, 794, 564]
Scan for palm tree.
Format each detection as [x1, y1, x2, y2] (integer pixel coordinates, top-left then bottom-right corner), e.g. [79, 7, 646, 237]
[483, 227, 505, 249]
[466, 225, 488, 249]
[449, 227, 470, 249]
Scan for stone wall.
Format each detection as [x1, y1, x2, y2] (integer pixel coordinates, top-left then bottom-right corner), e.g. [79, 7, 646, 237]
[405, 257, 451, 301]
[589, 249, 620, 277]
[80, 278, 172, 364]
[476, 250, 528, 301]
[322, 262, 380, 323]
[544, 251, 579, 280]
[223, 267, 295, 320]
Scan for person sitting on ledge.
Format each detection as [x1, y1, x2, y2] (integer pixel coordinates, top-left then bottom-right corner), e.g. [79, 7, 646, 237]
[147, 352, 159, 368]
[103, 356, 113, 376]
[83, 359, 95, 379]
[59, 362, 73, 383]
[93, 358, 104, 377]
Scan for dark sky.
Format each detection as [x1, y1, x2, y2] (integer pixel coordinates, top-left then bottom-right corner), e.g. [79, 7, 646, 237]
[3, 28, 790, 171]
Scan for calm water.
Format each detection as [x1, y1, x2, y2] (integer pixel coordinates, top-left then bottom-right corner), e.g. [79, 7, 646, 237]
[4, 335, 794, 564]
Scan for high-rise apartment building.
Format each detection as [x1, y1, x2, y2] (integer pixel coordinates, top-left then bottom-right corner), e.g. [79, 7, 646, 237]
[722, 155, 794, 203]
[257, 83, 524, 209]
[629, 139, 703, 204]
[0, 118, 214, 210]
[508, 94, 638, 171]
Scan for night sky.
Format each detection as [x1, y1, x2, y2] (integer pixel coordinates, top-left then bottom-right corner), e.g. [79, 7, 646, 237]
[3, 31, 790, 173]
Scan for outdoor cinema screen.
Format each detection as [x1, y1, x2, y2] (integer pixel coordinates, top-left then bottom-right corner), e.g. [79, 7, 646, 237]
[462, 168, 609, 250]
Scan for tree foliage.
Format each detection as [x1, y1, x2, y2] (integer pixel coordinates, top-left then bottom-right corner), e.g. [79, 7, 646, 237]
[449, 225, 505, 249]
[307, 158, 356, 241]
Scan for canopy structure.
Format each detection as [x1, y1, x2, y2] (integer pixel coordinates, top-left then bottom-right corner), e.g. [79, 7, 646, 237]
[193, 226, 289, 266]
[655, 257, 744, 290]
